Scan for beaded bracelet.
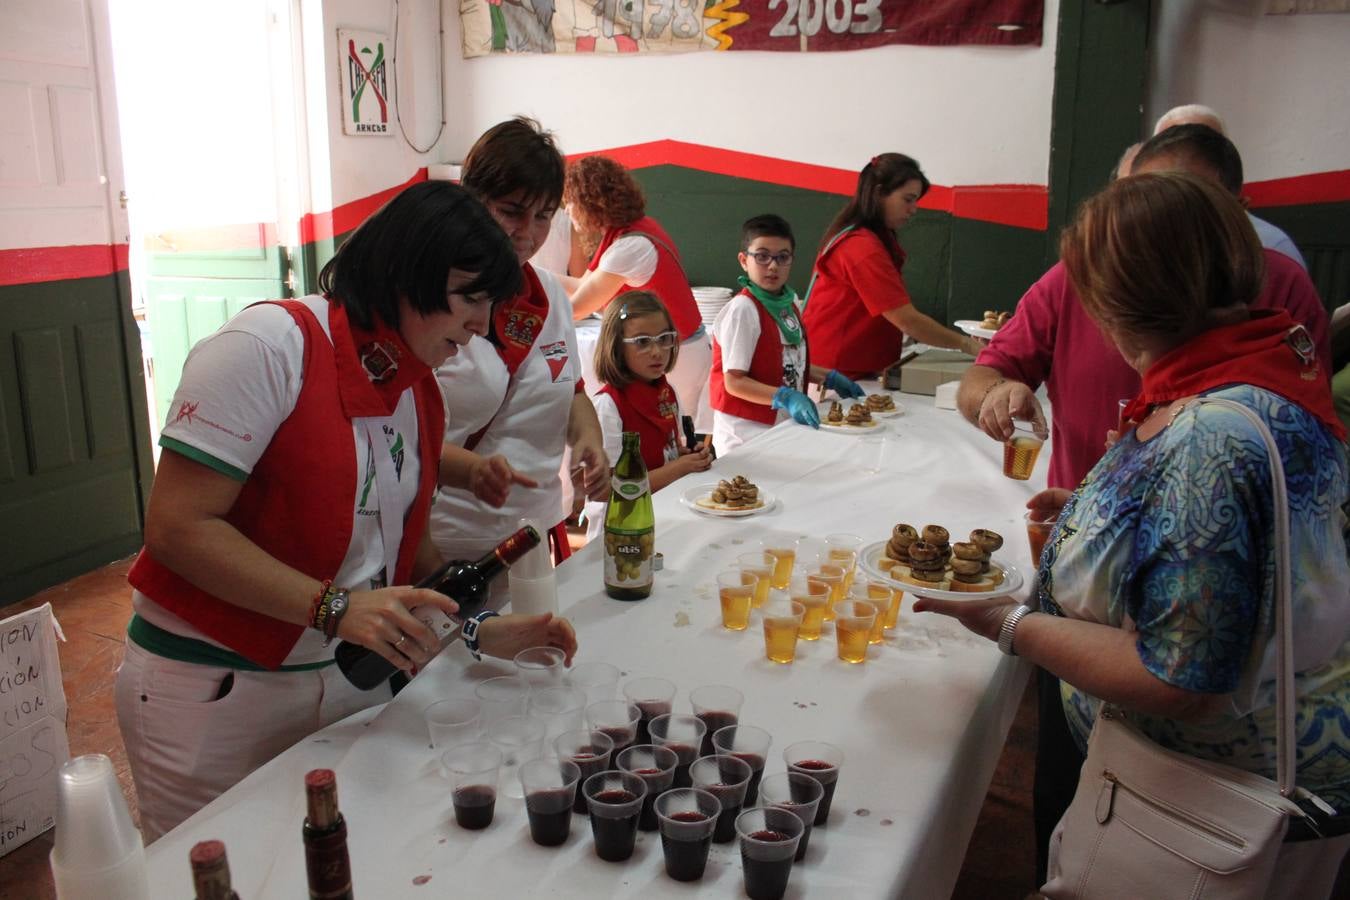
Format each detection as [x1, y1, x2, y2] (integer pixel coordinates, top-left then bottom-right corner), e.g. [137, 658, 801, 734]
[309, 579, 333, 630]
[979, 378, 1008, 409]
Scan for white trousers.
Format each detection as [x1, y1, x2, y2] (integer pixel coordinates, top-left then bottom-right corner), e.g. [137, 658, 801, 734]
[115, 639, 386, 842]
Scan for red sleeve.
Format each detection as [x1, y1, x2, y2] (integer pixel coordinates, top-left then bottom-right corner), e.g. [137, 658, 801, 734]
[832, 232, 911, 317]
[973, 262, 1067, 391]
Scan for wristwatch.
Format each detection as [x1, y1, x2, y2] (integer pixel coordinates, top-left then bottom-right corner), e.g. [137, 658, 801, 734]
[322, 589, 350, 647]
[997, 604, 1034, 656]
[461, 609, 500, 661]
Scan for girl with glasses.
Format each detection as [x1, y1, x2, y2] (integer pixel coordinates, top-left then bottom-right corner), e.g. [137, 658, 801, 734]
[584, 291, 713, 539]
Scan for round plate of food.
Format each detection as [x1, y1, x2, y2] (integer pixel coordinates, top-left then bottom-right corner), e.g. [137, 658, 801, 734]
[954, 320, 1000, 341]
[862, 393, 905, 418]
[681, 480, 777, 518]
[816, 400, 885, 433]
[858, 541, 1024, 600]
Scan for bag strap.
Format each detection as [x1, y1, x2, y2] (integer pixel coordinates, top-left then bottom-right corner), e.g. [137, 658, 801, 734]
[1192, 396, 1296, 797]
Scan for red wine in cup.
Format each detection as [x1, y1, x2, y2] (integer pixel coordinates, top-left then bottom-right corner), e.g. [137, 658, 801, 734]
[661, 811, 714, 882]
[598, 727, 634, 754]
[570, 752, 608, 813]
[525, 788, 573, 846]
[629, 768, 669, 831]
[589, 790, 641, 861]
[742, 831, 795, 900]
[697, 711, 737, 755]
[729, 752, 764, 806]
[452, 786, 496, 830]
[705, 783, 744, 844]
[791, 759, 838, 825]
[664, 742, 697, 789]
[774, 802, 815, 860]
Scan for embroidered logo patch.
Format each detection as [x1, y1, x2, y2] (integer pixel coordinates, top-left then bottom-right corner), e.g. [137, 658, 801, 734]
[540, 340, 570, 382]
[502, 310, 543, 348]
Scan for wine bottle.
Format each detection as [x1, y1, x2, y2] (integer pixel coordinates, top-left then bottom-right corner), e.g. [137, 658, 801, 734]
[333, 526, 542, 690]
[189, 840, 240, 900]
[603, 431, 655, 600]
[303, 769, 353, 900]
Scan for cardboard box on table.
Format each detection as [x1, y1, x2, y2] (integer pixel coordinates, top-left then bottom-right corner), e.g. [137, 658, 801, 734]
[885, 349, 975, 396]
[0, 603, 70, 857]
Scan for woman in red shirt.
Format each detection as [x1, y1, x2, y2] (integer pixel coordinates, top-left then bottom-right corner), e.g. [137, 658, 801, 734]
[802, 153, 982, 378]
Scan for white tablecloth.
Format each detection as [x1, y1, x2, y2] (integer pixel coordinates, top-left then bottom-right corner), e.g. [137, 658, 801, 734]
[144, 389, 1045, 899]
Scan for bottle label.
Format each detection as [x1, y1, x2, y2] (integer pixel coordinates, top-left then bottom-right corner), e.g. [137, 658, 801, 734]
[610, 475, 650, 501]
[412, 606, 457, 643]
[603, 528, 654, 589]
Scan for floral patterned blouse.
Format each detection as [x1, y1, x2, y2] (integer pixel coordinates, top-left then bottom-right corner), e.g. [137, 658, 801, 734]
[1038, 384, 1350, 810]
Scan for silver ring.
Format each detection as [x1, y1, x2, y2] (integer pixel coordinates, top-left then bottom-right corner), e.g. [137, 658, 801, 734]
[394, 635, 408, 650]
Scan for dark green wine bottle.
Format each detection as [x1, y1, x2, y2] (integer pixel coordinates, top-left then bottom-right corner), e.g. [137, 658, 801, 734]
[604, 432, 654, 600]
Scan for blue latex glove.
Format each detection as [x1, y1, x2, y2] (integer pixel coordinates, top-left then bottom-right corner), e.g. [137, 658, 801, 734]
[824, 369, 866, 399]
[772, 387, 820, 428]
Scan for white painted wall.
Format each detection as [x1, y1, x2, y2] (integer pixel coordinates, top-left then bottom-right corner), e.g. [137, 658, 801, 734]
[1148, 1, 1350, 182]
[431, 0, 1060, 189]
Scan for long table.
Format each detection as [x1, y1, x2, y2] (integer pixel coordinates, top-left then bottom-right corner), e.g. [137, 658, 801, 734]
[143, 389, 1043, 898]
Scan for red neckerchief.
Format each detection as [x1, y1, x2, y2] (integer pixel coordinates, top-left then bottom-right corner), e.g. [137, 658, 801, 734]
[1122, 308, 1345, 441]
[329, 299, 430, 416]
[600, 376, 678, 472]
[492, 263, 550, 376]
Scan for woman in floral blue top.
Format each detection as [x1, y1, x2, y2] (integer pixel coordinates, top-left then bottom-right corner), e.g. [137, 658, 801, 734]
[916, 172, 1350, 898]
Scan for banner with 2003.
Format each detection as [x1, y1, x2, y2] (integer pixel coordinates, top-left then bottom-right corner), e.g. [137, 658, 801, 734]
[459, 0, 1042, 58]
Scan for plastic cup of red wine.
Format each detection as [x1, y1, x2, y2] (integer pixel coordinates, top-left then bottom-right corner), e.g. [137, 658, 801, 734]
[736, 806, 805, 900]
[616, 744, 678, 831]
[648, 713, 706, 790]
[758, 772, 823, 861]
[654, 788, 721, 882]
[621, 676, 676, 746]
[441, 742, 501, 830]
[582, 770, 648, 862]
[519, 758, 581, 847]
[783, 740, 844, 826]
[584, 700, 641, 756]
[711, 723, 772, 806]
[689, 684, 744, 757]
[553, 729, 614, 814]
[690, 753, 752, 844]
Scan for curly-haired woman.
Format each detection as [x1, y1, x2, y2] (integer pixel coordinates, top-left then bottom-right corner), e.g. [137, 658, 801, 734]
[564, 155, 711, 431]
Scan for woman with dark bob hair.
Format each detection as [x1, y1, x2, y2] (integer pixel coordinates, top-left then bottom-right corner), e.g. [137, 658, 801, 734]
[917, 172, 1350, 897]
[564, 155, 712, 430]
[802, 153, 983, 378]
[116, 181, 577, 841]
[431, 116, 610, 566]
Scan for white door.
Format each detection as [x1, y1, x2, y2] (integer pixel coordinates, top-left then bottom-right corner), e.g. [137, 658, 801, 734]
[0, 0, 152, 604]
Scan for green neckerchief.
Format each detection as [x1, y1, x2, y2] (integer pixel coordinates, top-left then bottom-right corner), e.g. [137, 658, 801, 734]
[738, 276, 804, 346]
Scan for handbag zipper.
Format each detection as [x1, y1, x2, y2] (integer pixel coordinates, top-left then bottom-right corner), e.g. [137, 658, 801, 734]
[1099, 769, 1249, 850]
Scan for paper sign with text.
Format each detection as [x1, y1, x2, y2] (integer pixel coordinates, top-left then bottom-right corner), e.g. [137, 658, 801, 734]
[0, 603, 70, 858]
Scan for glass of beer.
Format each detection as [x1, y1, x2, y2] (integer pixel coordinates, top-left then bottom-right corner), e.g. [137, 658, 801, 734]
[1024, 508, 1058, 567]
[716, 569, 755, 631]
[849, 580, 890, 644]
[824, 534, 863, 592]
[882, 585, 903, 631]
[761, 594, 804, 664]
[833, 600, 875, 664]
[787, 573, 829, 641]
[762, 538, 799, 590]
[736, 551, 774, 608]
[806, 553, 847, 622]
[1003, 422, 1046, 481]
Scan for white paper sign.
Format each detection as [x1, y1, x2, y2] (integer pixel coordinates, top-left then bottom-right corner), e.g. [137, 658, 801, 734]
[0, 603, 70, 857]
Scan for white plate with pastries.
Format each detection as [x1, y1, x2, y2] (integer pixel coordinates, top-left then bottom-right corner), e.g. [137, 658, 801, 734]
[858, 541, 1025, 601]
[953, 320, 1001, 341]
[815, 400, 886, 433]
[681, 482, 778, 518]
[861, 393, 905, 418]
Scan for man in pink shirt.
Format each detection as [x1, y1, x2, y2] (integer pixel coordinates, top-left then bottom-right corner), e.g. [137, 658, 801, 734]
[957, 127, 1328, 490]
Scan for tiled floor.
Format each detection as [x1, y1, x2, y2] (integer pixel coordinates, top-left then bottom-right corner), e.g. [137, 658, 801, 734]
[0, 558, 1039, 899]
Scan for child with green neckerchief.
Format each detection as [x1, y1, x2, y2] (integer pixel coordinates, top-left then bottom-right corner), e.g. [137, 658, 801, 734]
[707, 214, 865, 454]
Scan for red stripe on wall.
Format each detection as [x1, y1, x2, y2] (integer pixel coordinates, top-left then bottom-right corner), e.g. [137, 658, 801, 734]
[300, 168, 428, 244]
[571, 140, 1049, 231]
[1244, 169, 1350, 208]
[0, 244, 128, 287]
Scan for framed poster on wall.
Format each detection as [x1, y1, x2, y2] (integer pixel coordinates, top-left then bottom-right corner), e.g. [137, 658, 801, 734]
[339, 28, 391, 135]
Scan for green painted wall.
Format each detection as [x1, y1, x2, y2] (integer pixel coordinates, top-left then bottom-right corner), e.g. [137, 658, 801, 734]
[0, 271, 152, 607]
[633, 164, 1049, 326]
[1251, 200, 1350, 313]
